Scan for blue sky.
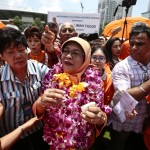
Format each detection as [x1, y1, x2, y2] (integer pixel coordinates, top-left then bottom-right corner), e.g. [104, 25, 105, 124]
[0, 0, 149, 16]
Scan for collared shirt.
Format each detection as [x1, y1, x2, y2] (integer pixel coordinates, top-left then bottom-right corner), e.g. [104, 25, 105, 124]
[0, 60, 50, 138]
[111, 56, 150, 133]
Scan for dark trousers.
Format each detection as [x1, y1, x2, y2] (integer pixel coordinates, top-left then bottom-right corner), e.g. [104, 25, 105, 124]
[93, 126, 148, 150]
[10, 129, 49, 150]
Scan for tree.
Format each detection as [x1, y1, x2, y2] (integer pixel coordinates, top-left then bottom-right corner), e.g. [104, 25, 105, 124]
[32, 17, 44, 32]
[13, 16, 24, 31]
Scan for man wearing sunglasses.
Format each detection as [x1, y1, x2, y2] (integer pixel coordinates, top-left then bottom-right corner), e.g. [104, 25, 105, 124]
[108, 23, 150, 150]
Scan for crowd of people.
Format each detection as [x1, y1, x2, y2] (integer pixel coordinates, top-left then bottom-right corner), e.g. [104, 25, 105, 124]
[0, 19, 149, 150]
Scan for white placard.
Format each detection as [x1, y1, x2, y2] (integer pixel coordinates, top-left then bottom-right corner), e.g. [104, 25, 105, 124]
[48, 11, 100, 34]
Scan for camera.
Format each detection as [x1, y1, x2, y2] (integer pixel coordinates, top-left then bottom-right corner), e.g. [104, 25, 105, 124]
[122, 0, 137, 8]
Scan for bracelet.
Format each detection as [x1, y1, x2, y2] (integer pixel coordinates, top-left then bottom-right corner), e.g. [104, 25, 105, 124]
[18, 126, 24, 133]
[139, 86, 148, 96]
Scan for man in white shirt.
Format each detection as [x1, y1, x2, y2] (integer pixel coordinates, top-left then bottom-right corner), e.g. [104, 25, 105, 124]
[110, 23, 150, 150]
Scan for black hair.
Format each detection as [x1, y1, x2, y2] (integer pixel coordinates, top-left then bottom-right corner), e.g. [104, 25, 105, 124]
[0, 27, 27, 55]
[24, 26, 42, 39]
[129, 24, 150, 40]
[78, 33, 88, 41]
[91, 46, 109, 63]
[105, 37, 121, 69]
[24, 26, 45, 50]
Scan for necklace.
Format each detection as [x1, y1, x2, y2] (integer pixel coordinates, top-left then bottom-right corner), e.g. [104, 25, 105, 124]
[42, 62, 111, 150]
[54, 73, 86, 98]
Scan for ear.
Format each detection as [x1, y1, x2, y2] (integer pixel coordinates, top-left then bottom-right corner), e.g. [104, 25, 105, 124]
[0, 54, 3, 59]
[0, 54, 6, 61]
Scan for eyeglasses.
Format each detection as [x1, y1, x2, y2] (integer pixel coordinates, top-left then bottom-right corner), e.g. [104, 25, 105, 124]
[62, 49, 84, 57]
[61, 28, 75, 33]
[91, 56, 106, 62]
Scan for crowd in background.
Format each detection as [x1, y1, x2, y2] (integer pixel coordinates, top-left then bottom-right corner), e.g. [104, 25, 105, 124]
[0, 19, 149, 150]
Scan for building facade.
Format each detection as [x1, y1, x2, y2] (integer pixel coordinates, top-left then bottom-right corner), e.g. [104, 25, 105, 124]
[0, 9, 47, 27]
[98, 0, 133, 28]
[141, 0, 150, 19]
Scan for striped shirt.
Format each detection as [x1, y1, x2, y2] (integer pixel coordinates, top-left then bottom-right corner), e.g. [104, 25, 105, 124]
[111, 56, 150, 133]
[0, 60, 50, 138]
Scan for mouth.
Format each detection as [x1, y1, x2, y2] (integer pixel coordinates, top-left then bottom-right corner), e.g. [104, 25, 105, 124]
[15, 60, 24, 64]
[116, 51, 120, 55]
[64, 60, 73, 66]
[31, 48, 37, 51]
[64, 35, 72, 39]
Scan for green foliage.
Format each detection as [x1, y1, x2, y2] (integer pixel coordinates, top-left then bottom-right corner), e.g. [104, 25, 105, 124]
[32, 17, 44, 32]
[13, 16, 25, 31]
[99, 23, 109, 35]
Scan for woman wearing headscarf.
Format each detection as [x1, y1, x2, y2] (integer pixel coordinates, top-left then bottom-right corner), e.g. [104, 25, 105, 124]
[33, 37, 111, 150]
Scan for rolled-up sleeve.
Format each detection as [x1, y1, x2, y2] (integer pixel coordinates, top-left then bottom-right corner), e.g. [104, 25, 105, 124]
[112, 61, 131, 91]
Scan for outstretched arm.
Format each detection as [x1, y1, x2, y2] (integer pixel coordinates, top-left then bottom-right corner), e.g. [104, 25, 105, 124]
[0, 117, 39, 150]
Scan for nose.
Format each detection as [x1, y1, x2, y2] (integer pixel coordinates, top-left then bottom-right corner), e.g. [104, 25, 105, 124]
[131, 44, 138, 50]
[65, 29, 70, 34]
[117, 46, 121, 50]
[31, 41, 35, 46]
[14, 51, 22, 59]
[66, 52, 72, 58]
[95, 58, 100, 62]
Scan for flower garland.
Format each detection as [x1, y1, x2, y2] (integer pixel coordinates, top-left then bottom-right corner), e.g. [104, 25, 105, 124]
[42, 62, 112, 150]
[54, 73, 87, 98]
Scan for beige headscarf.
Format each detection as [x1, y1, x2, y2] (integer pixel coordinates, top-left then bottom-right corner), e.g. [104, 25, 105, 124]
[61, 37, 91, 84]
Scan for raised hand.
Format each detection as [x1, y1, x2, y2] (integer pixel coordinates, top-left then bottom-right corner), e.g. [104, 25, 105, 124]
[41, 25, 55, 52]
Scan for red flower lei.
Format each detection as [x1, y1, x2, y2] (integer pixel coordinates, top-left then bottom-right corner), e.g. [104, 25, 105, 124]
[42, 62, 111, 150]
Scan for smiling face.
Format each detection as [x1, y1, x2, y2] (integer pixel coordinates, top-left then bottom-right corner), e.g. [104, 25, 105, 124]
[2, 43, 28, 72]
[61, 42, 85, 74]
